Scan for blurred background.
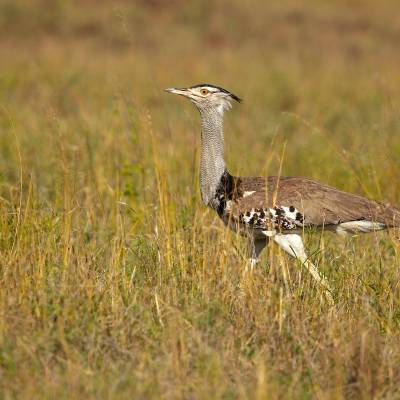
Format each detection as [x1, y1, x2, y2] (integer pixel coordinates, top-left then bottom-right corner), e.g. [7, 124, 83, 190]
[1, 1, 400, 398]
[2, 0, 400, 197]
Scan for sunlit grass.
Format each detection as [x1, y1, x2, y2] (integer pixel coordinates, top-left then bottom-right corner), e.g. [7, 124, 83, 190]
[1, 1, 400, 399]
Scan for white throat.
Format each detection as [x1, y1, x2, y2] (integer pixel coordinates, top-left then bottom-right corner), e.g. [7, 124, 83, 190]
[199, 106, 226, 207]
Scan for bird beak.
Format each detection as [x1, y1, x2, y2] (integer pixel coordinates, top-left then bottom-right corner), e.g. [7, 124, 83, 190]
[164, 87, 189, 97]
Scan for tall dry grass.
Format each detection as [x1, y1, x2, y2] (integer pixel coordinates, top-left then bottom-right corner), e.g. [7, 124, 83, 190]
[1, 0, 400, 398]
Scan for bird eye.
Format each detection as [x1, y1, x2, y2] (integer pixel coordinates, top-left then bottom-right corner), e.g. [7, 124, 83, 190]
[200, 88, 209, 95]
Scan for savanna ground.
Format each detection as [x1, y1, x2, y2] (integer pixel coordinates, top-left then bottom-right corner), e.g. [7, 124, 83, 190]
[1, 1, 400, 398]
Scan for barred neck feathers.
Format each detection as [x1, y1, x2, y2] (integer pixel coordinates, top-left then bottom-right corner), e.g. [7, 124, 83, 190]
[199, 106, 226, 208]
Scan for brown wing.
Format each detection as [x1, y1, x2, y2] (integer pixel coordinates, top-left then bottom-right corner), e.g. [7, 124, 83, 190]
[230, 176, 400, 228]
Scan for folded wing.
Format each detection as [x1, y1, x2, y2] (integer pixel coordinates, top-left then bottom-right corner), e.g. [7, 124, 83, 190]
[227, 176, 400, 232]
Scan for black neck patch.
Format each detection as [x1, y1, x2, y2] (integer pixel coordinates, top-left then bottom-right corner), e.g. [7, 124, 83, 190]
[214, 170, 243, 216]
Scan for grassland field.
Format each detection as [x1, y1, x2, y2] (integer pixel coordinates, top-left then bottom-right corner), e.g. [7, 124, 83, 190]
[1, 1, 400, 398]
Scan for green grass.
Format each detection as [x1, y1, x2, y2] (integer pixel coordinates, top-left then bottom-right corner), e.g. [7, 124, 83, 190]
[1, 0, 400, 398]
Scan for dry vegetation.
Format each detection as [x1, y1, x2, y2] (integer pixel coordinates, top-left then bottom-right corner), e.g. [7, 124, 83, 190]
[1, 0, 400, 398]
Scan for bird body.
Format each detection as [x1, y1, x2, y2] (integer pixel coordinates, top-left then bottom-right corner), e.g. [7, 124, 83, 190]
[166, 83, 400, 302]
[216, 172, 399, 237]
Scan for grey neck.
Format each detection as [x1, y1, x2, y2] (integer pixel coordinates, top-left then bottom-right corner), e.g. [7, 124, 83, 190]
[199, 106, 226, 207]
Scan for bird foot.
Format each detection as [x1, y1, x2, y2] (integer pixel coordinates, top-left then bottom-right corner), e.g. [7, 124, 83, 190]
[245, 258, 257, 272]
[322, 289, 335, 306]
[320, 280, 335, 306]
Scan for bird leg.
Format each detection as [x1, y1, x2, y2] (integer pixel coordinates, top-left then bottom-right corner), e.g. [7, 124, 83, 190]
[247, 238, 268, 270]
[273, 233, 334, 304]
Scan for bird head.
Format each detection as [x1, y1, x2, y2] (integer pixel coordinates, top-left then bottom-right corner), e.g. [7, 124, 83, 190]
[165, 84, 241, 113]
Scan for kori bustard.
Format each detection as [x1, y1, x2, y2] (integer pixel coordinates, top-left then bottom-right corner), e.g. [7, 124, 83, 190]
[166, 83, 400, 300]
